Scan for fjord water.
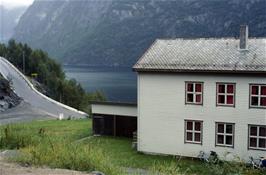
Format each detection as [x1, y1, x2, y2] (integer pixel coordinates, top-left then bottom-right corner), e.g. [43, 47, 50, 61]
[64, 66, 137, 102]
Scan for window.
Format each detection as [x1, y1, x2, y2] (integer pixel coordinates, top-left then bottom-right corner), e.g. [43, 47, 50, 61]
[185, 82, 203, 105]
[217, 83, 235, 106]
[185, 120, 202, 144]
[249, 125, 266, 150]
[215, 123, 234, 147]
[250, 85, 266, 108]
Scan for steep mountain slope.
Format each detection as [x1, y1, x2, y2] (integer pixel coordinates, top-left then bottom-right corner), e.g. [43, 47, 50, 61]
[0, 5, 27, 42]
[13, 0, 266, 66]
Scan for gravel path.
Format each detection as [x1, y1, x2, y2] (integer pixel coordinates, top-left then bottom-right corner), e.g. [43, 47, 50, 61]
[0, 151, 92, 175]
[0, 161, 92, 175]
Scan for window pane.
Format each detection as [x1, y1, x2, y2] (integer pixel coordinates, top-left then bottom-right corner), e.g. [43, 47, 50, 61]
[195, 122, 201, 131]
[227, 95, 234, 105]
[196, 84, 202, 92]
[260, 97, 266, 106]
[195, 133, 201, 142]
[259, 139, 266, 148]
[218, 95, 225, 104]
[196, 95, 201, 103]
[187, 94, 194, 102]
[251, 97, 259, 106]
[187, 121, 193, 130]
[218, 124, 224, 133]
[217, 135, 224, 144]
[226, 136, 233, 145]
[250, 138, 257, 147]
[252, 86, 259, 95]
[227, 85, 234, 94]
[250, 127, 257, 136]
[218, 85, 225, 93]
[226, 125, 233, 134]
[187, 83, 193, 92]
[187, 132, 192, 141]
[259, 127, 266, 137]
[261, 86, 266, 95]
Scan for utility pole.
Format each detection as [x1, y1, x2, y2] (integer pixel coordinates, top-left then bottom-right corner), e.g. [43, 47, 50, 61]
[23, 51, 25, 74]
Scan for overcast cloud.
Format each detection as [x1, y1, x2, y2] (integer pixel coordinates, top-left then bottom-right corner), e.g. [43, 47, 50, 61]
[1, 0, 34, 9]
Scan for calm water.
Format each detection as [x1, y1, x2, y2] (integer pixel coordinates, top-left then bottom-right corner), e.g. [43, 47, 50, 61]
[64, 66, 137, 102]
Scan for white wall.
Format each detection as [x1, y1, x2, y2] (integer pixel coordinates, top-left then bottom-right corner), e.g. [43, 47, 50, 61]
[91, 103, 137, 117]
[137, 73, 266, 161]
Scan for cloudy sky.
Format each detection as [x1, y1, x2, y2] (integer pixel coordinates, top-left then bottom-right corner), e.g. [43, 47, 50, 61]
[1, 0, 34, 9]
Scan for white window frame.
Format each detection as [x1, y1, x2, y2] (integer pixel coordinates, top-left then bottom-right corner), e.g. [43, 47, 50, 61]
[248, 125, 266, 150]
[215, 122, 234, 147]
[217, 83, 235, 106]
[250, 84, 266, 108]
[185, 82, 203, 105]
[185, 120, 202, 144]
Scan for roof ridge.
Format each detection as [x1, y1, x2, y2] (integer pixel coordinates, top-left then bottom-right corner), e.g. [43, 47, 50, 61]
[157, 37, 266, 41]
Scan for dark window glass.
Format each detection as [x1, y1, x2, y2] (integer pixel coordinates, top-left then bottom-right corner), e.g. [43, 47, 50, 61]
[195, 122, 201, 131]
[226, 136, 233, 145]
[251, 97, 259, 106]
[252, 86, 259, 95]
[187, 84, 193, 92]
[218, 95, 225, 104]
[196, 95, 201, 103]
[195, 133, 201, 142]
[226, 125, 233, 134]
[218, 85, 225, 93]
[217, 135, 224, 144]
[227, 85, 234, 93]
[187, 94, 194, 102]
[187, 132, 192, 141]
[187, 121, 193, 130]
[259, 139, 266, 148]
[261, 86, 266, 95]
[218, 124, 224, 133]
[227, 95, 234, 104]
[261, 97, 266, 106]
[250, 138, 257, 147]
[196, 84, 202, 92]
[259, 127, 266, 137]
[250, 127, 257, 136]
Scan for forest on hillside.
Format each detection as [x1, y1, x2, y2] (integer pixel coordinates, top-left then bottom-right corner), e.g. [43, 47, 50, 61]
[0, 40, 105, 113]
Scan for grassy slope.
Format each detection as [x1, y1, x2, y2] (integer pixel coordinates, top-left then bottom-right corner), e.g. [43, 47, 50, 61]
[0, 119, 262, 175]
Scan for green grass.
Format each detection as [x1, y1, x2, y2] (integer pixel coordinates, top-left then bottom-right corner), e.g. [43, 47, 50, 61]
[0, 119, 263, 175]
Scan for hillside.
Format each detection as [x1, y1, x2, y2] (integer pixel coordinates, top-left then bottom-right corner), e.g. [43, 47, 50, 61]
[13, 0, 266, 66]
[0, 5, 27, 43]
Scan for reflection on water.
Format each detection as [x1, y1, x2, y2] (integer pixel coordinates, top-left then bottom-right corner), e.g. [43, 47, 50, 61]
[64, 66, 137, 102]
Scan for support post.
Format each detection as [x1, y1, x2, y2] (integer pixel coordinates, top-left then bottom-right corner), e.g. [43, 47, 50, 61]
[113, 115, 116, 137]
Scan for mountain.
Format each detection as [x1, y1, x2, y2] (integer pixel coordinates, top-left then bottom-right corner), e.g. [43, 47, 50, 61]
[13, 0, 266, 66]
[0, 5, 27, 43]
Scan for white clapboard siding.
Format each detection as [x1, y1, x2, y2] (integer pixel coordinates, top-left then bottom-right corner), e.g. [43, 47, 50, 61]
[137, 73, 266, 161]
[91, 103, 137, 117]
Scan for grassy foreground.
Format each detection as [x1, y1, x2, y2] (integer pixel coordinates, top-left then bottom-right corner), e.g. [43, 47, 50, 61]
[0, 119, 262, 175]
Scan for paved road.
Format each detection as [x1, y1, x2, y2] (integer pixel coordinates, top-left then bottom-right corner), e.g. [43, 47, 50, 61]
[0, 57, 88, 119]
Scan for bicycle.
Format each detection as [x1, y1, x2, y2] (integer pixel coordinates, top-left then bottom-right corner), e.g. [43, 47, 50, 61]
[248, 156, 266, 169]
[198, 151, 220, 164]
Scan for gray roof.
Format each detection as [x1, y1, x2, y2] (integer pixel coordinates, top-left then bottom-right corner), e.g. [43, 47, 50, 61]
[133, 38, 266, 73]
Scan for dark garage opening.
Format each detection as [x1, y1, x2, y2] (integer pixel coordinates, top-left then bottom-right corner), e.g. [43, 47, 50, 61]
[93, 114, 137, 138]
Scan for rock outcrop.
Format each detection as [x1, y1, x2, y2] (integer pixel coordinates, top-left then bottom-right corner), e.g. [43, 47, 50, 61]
[0, 77, 21, 112]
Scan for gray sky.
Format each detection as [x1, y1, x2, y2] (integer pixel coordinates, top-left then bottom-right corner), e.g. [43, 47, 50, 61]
[1, 0, 34, 9]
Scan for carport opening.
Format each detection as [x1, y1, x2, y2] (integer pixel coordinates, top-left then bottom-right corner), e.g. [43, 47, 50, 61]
[93, 114, 137, 138]
[91, 101, 137, 138]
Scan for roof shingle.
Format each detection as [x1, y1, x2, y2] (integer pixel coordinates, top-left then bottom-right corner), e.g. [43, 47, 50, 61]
[133, 38, 266, 73]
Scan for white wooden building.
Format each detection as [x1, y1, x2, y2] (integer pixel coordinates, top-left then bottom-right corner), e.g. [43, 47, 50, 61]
[133, 25, 266, 161]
